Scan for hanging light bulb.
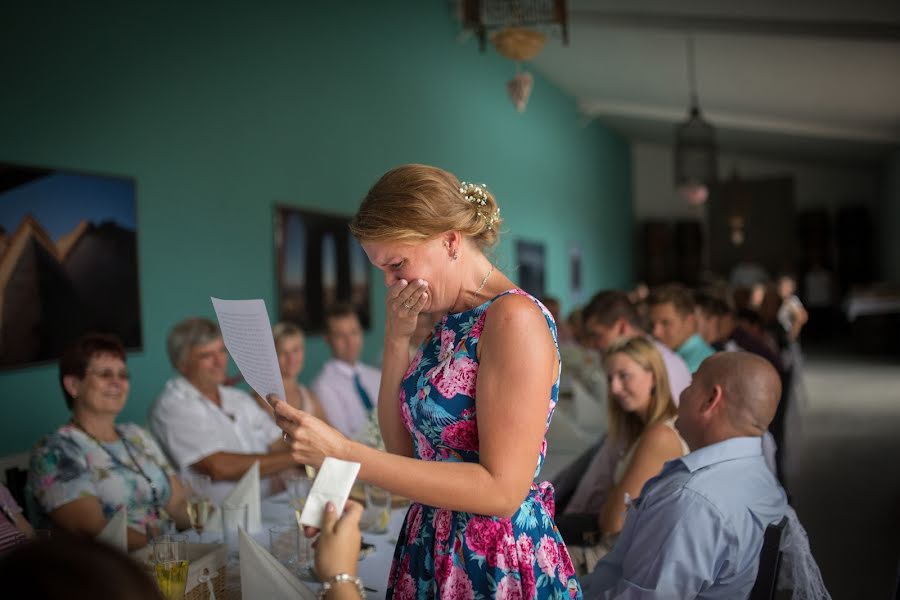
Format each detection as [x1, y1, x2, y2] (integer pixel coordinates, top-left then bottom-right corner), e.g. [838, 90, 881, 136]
[674, 36, 717, 204]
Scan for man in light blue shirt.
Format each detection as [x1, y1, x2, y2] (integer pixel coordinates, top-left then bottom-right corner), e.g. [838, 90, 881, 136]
[647, 284, 715, 373]
[582, 352, 788, 599]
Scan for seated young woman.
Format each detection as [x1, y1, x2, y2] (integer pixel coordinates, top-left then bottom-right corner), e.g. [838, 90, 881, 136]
[27, 334, 191, 550]
[564, 336, 689, 573]
[254, 322, 328, 423]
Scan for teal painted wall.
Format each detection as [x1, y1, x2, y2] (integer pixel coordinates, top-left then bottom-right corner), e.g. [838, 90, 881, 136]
[0, 1, 632, 455]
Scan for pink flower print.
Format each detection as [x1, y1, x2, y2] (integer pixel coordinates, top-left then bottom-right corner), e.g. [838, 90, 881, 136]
[435, 553, 452, 585]
[494, 529, 519, 571]
[495, 575, 524, 600]
[536, 535, 561, 579]
[557, 541, 576, 585]
[539, 438, 547, 459]
[400, 394, 413, 432]
[434, 509, 453, 544]
[439, 327, 457, 362]
[393, 556, 417, 600]
[469, 315, 486, 340]
[537, 481, 556, 519]
[406, 504, 423, 542]
[433, 356, 478, 399]
[440, 419, 479, 451]
[440, 565, 475, 600]
[464, 517, 513, 568]
[414, 430, 435, 460]
[404, 348, 424, 378]
[515, 533, 537, 597]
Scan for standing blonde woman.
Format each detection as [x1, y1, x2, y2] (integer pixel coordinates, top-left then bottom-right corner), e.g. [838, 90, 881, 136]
[255, 323, 328, 423]
[273, 164, 580, 598]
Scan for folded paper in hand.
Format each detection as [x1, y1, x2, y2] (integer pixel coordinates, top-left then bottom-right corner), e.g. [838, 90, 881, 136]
[239, 527, 315, 599]
[298, 457, 361, 529]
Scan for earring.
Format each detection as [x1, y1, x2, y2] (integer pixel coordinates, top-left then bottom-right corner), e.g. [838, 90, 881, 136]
[452, 250, 459, 261]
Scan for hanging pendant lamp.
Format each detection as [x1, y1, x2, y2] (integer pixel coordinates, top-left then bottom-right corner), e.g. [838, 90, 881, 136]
[674, 36, 717, 205]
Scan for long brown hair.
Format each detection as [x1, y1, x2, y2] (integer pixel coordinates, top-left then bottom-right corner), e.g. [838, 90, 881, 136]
[604, 336, 677, 447]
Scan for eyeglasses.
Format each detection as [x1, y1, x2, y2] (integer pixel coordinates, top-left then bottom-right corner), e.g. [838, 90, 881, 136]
[87, 369, 131, 382]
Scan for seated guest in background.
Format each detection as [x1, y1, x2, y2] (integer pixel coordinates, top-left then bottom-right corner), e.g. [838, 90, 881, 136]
[777, 274, 808, 343]
[0, 533, 165, 600]
[565, 337, 689, 573]
[582, 290, 691, 399]
[149, 318, 295, 504]
[582, 352, 788, 598]
[254, 322, 328, 423]
[647, 283, 715, 373]
[28, 334, 190, 550]
[312, 304, 381, 440]
[695, 292, 784, 372]
[542, 295, 574, 345]
[0, 482, 33, 553]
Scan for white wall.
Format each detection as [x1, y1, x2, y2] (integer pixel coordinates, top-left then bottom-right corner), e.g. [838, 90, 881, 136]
[632, 141, 881, 221]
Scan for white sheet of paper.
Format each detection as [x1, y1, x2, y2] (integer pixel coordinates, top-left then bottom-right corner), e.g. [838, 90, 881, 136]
[210, 298, 285, 403]
[298, 457, 361, 529]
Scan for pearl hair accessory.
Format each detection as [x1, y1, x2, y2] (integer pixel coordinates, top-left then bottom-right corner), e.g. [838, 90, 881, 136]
[459, 182, 500, 231]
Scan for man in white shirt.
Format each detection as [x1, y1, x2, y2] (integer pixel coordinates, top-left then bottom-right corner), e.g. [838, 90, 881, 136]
[149, 318, 297, 503]
[312, 304, 381, 440]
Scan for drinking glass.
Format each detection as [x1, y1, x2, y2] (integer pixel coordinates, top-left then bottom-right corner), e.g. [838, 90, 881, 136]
[286, 474, 313, 527]
[152, 534, 189, 600]
[269, 523, 299, 571]
[221, 503, 248, 556]
[285, 475, 316, 579]
[364, 484, 392, 535]
[185, 473, 213, 542]
[146, 514, 177, 543]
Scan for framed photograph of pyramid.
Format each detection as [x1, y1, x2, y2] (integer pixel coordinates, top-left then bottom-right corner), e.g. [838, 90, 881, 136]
[0, 161, 141, 369]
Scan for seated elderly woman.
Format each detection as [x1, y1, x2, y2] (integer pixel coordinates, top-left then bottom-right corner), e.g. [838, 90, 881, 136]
[27, 334, 190, 550]
[562, 336, 690, 574]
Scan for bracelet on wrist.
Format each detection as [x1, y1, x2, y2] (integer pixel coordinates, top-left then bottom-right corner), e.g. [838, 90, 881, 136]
[317, 573, 366, 599]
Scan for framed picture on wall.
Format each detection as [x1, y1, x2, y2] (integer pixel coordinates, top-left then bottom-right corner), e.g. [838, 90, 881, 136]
[274, 206, 371, 334]
[515, 238, 546, 299]
[0, 161, 141, 370]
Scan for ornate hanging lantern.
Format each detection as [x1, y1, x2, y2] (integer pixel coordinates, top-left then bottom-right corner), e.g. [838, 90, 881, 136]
[674, 36, 717, 205]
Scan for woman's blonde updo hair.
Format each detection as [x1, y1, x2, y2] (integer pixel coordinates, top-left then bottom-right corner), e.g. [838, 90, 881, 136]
[349, 164, 502, 250]
[604, 335, 677, 447]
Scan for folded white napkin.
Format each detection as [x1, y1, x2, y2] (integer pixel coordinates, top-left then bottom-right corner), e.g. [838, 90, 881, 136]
[239, 528, 316, 600]
[96, 506, 128, 552]
[298, 457, 361, 529]
[206, 461, 262, 533]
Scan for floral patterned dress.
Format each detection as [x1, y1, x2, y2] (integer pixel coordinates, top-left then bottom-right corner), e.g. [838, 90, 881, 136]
[27, 423, 174, 533]
[387, 289, 582, 599]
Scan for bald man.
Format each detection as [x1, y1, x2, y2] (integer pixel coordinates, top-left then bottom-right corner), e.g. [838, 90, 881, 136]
[583, 352, 788, 599]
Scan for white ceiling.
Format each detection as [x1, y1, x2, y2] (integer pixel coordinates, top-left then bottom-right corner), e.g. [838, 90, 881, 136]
[521, 0, 900, 163]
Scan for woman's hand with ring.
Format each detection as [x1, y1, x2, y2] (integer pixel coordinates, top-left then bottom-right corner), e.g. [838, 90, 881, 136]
[269, 395, 350, 467]
[385, 279, 428, 341]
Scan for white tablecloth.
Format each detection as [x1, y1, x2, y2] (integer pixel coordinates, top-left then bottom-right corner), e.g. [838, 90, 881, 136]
[182, 492, 409, 598]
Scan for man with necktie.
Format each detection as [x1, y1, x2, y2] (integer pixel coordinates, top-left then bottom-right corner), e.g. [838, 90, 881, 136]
[312, 304, 382, 439]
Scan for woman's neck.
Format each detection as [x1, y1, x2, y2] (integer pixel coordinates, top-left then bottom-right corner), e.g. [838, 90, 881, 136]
[72, 410, 118, 442]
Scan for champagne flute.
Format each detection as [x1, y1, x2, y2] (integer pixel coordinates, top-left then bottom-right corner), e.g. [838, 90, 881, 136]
[185, 473, 212, 542]
[153, 533, 189, 600]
